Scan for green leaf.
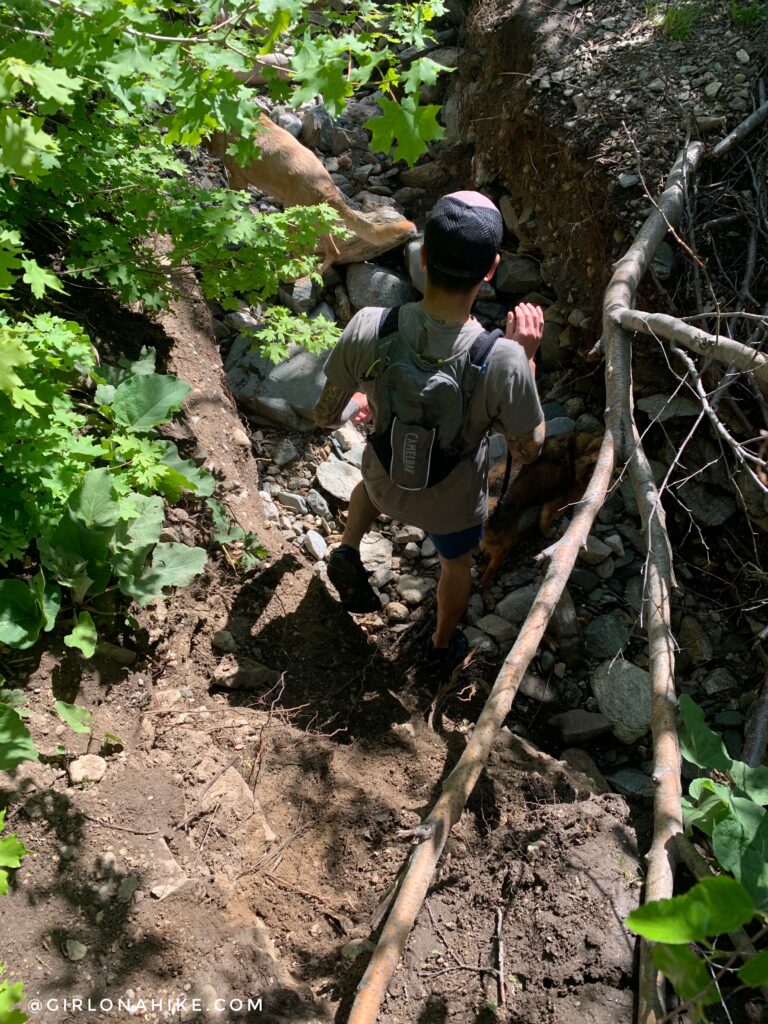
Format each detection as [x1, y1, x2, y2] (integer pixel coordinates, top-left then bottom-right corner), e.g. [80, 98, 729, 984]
[31, 570, 61, 633]
[67, 468, 125, 529]
[0, 965, 28, 1023]
[38, 509, 111, 603]
[730, 761, 768, 804]
[683, 780, 731, 837]
[11, 60, 83, 108]
[0, 580, 44, 650]
[625, 875, 756, 943]
[712, 800, 768, 909]
[20, 259, 64, 299]
[365, 96, 444, 165]
[738, 947, 768, 988]
[111, 373, 191, 432]
[651, 943, 717, 1006]
[120, 542, 207, 606]
[108, 494, 163, 579]
[63, 611, 97, 658]
[0, 109, 59, 181]
[0, 705, 38, 771]
[0, 691, 29, 718]
[0, 832, 31, 870]
[678, 694, 732, 772]
[54, 700, 92, 735]
[155, 441, 214, 500]
[401, 56, 452, 95]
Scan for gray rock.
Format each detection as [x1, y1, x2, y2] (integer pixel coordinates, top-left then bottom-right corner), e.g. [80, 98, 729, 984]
[603, 534, 625, 557]
[396, 574, 436, 605]
[591, 660, 651, 744]
[618, 173, 639, 188]
[68, 755, 107, 785]
[260, 492, 279, 520]
[343, 443, 365, 468]
[608, 768, 654, 800]
[679, 616, 713, 666]
[228, 348, 328, 431]
[306, 488, 333, 521]
[399, 162, 447, 189]
[303, 530, 328, 560]
[465, 592, 484, 626]
[519, 671, 559, 703]
[584, 615, 629, 659]
[276, 491, 307, 514]
[545, 416, 576, 438]
[495, 583, 539, 625]
[421, 537, 436, 558]
[301, 105, 334, 150]
[273, 439, 299, 467]
[211, 317, 231, 340]
[575, 413, 604, 436]
[385, 602, 410, 624]
[462, 626, 498, 655]
[212, 629, 237, 654]
[624, 576, 644, 613]
[278, 275, 317, 315]
[679, 482, 736, 527]
[276, 111, 302, 137]
[495, 254, 542, 293]
[346, 263, 416, 311]
[702, 667, 737, 695]
[637, 394, 700, 422]
[395, 526, 425, 544]
[548, 709, 612, 743]
[149, 837, 189, 901]
[63, 939, 88, 962]
[360, 533, 393, 570]
[117, 875, 139, 903]
[310, 301, 336, 323]
[579, 535, 613, 565]
[315, 457, 362, 502]
[476, 613, 517, 645]
[224, 310, 261, 333]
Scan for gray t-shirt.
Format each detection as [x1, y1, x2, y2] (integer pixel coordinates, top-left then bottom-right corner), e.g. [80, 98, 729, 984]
[323, 302, 543, 533]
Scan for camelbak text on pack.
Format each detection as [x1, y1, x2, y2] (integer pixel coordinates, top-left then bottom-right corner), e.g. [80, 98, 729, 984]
[367, 307, 502, 490]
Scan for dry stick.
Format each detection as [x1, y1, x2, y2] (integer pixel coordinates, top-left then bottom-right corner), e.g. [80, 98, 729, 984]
[616, 309, 768, 396]
[345, 432, 616, 1024]
[672, 833, 768, 1004]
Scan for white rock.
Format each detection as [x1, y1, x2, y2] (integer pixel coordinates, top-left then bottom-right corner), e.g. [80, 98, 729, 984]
[68, 755, 107, 785]
[704, 80, 722, 98]
[395, 526, 426, 544]
[590, 660, 651, 744]
[385, 602, 410, 624]
[360, 533, 394, 571]
[603, 533, 625, 557]
[421, 538, 436, 558]
[396, 575, 436, 605]
[333, 421, 364, 452]
[403, 542, 420, 560]
[315, 458, 362, 502]
[735, 49, 750, 64]
[303, 530, 328, 560]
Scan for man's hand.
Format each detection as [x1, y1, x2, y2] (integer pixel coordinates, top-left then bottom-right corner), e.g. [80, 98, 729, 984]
[348, 391, 372, 424]
[505, 302, 544, 363]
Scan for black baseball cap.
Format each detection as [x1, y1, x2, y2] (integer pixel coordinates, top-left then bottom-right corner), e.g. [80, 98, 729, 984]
[424, 191, 503, 279]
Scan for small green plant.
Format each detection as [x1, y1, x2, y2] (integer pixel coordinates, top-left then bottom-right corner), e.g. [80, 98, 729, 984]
[730, 0, 768, 28]
[0, 739, 33, 1024]
[625, 696, 768, 1019]
[0, 960, 28, 1024]
[206, 499, 268, 571]
[256, 305, 342, 364]
[646, 0, 701, 38]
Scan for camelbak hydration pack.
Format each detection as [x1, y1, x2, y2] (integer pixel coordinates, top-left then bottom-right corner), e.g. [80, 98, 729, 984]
[366, 306, 503, 491]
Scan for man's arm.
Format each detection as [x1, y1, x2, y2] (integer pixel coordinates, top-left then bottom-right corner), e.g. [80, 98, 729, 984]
[314, 385, 371, 429]
[508, 418, 546, 464]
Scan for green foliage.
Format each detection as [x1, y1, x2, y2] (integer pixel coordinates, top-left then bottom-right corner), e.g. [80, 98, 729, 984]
[730, 0, 768, 28]
[54, 700, 92, 735]
[0, 318, 212, 651]
[625, 697, 768, 1018]
[0, 0, 448, 316]
[0, 809, 32, 897]
[207, 498, 268, 570]
[645, 0, 701, 38]
[256, 305, 342, 364]
[0, 705, 37, 773]
[0, 961, 28, 1024]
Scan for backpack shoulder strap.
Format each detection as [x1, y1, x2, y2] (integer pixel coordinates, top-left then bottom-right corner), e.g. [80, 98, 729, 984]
[377, 305, 401, 339]
[468, 327, 504, 368]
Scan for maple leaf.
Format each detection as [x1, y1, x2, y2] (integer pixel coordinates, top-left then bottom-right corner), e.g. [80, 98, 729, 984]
[401, 56, 452, 95]
[365, 96, 444, 166]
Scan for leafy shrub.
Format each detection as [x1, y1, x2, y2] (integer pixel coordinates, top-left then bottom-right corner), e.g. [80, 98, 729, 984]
[730, 0, 768, 28]
[646, 1, 701, 39]
[0, 319, 212, 653]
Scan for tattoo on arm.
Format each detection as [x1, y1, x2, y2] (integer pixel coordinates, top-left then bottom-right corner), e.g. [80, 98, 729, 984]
[508, 419, 546, 465]
[314, 382, 355, 428]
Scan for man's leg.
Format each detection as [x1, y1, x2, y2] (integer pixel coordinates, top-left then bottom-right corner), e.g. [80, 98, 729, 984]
[341, 481, 379, 549]
[432, 552, 473, 648]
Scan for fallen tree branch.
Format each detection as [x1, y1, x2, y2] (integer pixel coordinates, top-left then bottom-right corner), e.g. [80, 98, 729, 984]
[345, 431, 616, 1024]
[617, 308, 768, 396]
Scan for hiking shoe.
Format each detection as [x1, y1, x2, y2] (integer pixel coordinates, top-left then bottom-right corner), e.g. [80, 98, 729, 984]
[424, 630, 469, 675]
[327, 545, 380, 613]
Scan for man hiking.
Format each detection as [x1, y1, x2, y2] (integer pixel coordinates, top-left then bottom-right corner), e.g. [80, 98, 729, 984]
[314, 190, 545, 670]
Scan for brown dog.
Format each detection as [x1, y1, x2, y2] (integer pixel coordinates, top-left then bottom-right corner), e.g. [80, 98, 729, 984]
[480, 432, 602, 586]
[208, 116, 417, 272]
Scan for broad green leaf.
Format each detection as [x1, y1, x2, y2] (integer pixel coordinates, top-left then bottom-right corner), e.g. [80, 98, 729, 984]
[54, 700, 92, 735]
[401, 56, 452, 95]
[20, 258, 64, 299]
[651, 943, 717, 1007]
[108, 494, 163, 579]
[0, 109, 59, 181]
[111, 373, 191, 432]
[0, 691, 29, 718]
[738, 947, 768, 987]
[38, 509, 111, 603]
[63, 611, 97, 658]
[0, 580, 44, 650]
[67, 468, 124, 528]
[365, 96, 444, 166]
[31, 570, 61, 633]
[0, 972, 27, 1023]
[0, 832, 31, 869]
[730, 761, 768, 805]
[155, 441, 214, 499]
[128, 347, 156, 376]
[712, 800, 768, 909]
[0, 705, 38, 771]
[625, 875, 756, 943]
[678, 694, 732, 772]
[10, 60, 82, 108]
[0, 332, 34, 403]
[120, 542, 207, 606]
[683, 780, 731, 837]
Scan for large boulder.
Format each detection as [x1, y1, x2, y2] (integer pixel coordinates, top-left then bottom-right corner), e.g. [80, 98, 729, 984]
[346, 262, 417, 310]
[590, 660, 651, 744]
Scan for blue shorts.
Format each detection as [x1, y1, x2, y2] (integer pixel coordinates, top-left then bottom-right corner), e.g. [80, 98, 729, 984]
[428, 524, 483, 560]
